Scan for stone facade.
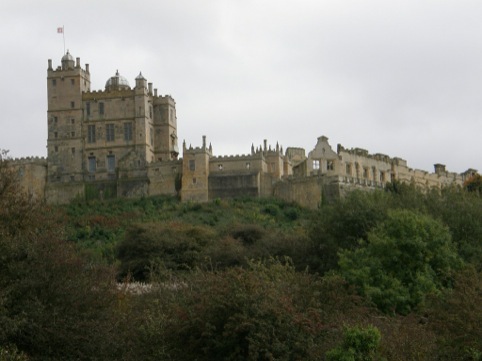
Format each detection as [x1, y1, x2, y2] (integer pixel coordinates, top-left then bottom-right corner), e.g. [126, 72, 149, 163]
[6, 53, 478, 208]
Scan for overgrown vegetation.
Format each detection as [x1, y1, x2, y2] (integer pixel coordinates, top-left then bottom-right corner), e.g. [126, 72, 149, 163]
[1, 152, 481, 360]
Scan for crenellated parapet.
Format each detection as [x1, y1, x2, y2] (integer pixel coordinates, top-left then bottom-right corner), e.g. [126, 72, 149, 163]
[83, 88, 135, 99]
[10, 156, 48, 166]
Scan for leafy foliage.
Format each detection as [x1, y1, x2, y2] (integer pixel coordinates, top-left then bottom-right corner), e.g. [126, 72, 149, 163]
[308, 190, 391, 273]
[464, 173, 482, 194]
[326, 325, 382, 361]
[339, 209, 462, 314]
[117, 222, 216, 280]
[133, 259, 371, 361]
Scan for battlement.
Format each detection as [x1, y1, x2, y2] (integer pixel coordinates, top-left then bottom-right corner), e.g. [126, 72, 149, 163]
[212, 153, 256, 160]
[83, 88, 134, 99]
[11, 156, 47, 165]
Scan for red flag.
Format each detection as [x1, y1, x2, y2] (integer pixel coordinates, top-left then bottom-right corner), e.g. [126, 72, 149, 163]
[57, 27, 63, 34]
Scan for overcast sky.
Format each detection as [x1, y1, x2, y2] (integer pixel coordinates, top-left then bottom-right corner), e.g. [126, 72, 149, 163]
[1, 0, 481, 173]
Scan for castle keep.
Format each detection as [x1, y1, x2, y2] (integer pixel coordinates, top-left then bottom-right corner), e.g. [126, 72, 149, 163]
[9, 53, 478, 208]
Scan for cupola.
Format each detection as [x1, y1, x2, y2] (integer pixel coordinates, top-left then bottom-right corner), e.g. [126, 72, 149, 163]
[105, 70, 131, 91]
[61, 50, 75, 70]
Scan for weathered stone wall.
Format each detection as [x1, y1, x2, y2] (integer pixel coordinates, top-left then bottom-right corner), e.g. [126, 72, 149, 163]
[45, 182, 85, 204]
[273, 176, 323, 209]
[11, 158, 48, 201]
[148, 160, 182, 196]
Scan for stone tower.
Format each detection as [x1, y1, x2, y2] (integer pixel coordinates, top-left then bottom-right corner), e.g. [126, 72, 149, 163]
[46, 51, 90, 183]
[181, 136, 211, 202]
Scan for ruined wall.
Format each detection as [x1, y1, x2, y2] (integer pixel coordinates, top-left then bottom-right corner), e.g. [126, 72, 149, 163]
[11, 158, 48, 201]
[208, 172, 260, 199]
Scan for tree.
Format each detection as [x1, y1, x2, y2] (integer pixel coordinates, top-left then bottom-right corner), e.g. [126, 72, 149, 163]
[339, 209, 462, 314]
[428, 267, 482, 360]
[308, 190, 391, 274]
[326, 325, 382, 361]
[464, 173, 482, 194]
[0, 151, 122, 360]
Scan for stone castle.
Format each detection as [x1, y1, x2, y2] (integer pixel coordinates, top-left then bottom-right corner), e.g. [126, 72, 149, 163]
[8, 52, 478, 208]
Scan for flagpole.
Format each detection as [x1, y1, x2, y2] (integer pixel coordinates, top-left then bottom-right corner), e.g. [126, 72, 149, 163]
[63, 25, 65, 54]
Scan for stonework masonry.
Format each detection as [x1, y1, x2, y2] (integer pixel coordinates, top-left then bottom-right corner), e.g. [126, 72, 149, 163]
[7, 53, 478, 208]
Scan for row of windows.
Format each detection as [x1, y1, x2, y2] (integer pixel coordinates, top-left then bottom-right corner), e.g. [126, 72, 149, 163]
[217, 163, 251, 171]
[51, 116, 76, 125]
[87, 123, 133, 143]
[189, 161, 252, 173]
[312, 160, 334, 171]
[86, 102, 104, 116]
[88, 155, 116, 173]
[52, 78, 76, 86]
[53, 131, 76, 138]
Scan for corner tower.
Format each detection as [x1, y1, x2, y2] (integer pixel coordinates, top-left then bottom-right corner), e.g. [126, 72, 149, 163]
[47, 51, 90, 183]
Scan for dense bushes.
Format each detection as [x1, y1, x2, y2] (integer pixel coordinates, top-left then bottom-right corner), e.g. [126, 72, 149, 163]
[117, 222, 216, 280]
[130, 259, 372, 361]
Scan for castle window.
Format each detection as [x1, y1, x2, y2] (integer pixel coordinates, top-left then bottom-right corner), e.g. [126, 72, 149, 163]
[71, 118, 75, 124]
[313, 160, 320, 170]
[246, 162, 250, 170]
[189, 160, 195, 171]
[54, 116, 58, 124]
[327, 161, 334, 171]
[52, 79, 56, 86]
[54, 146, 58, 152]
[71, 147, 75, 155]
[106, 124, 115, 142]
[99, 102, 104, 115]
[54, 132, 58, 139]
[149, 106, 153, 119]
[346, 163, 351, 175]
[71, 131, 75, 137]
[71, 79, 74, 85]
[86, 102, 90, 116]
[88, 157, 96, 173]
[107, 155, 115, 173]
[192, 177, 197, 184]
[87, 125, 96, 143]
[70, 101, 75, 108]
[363, 168, 369, 179]
[150, 127, 153, 145]
[218, 164, 223, 170]
[124, 122, 133, 141]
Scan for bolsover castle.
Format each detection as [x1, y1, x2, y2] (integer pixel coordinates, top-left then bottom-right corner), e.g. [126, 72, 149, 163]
[10, 52, 478, 208]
